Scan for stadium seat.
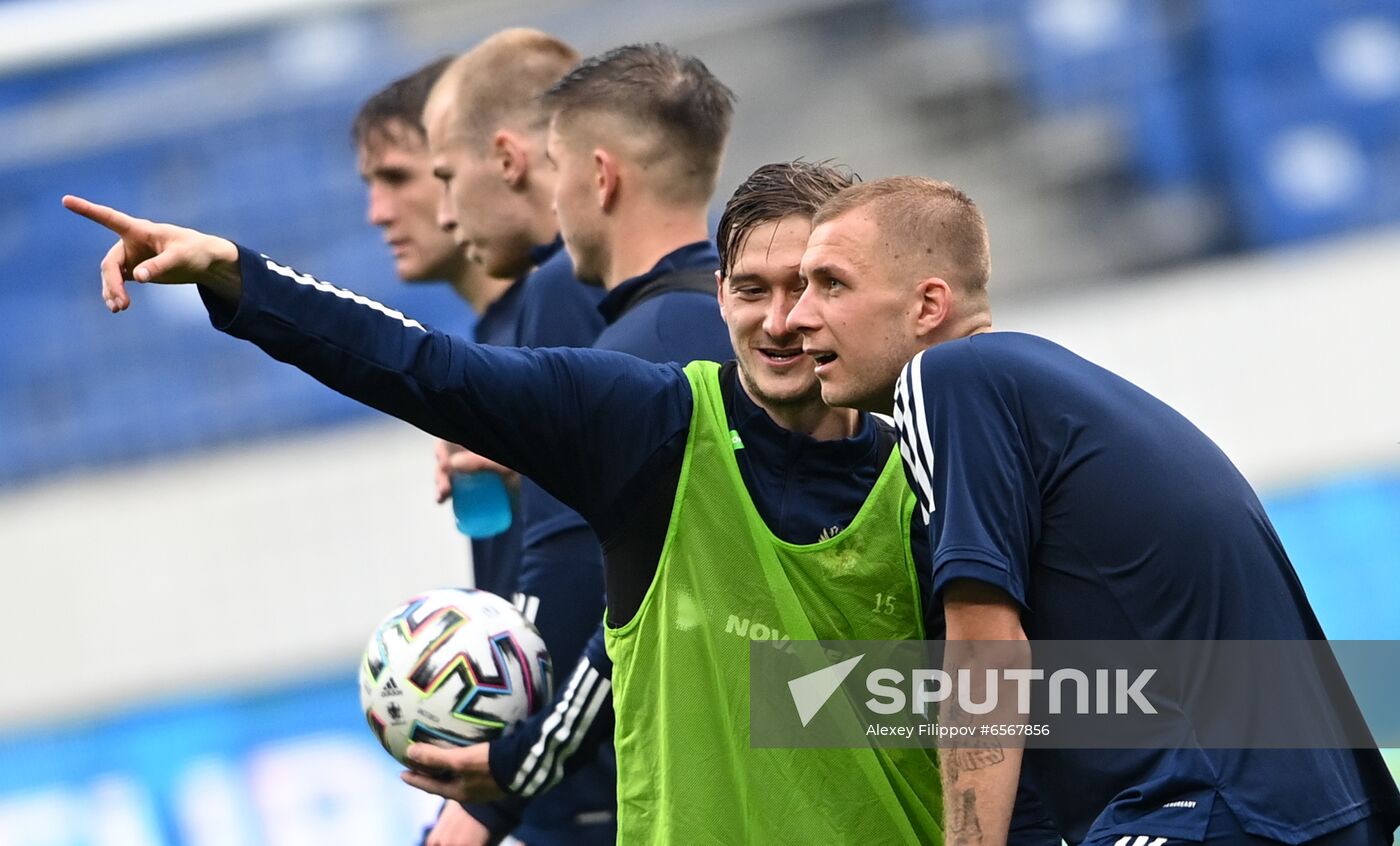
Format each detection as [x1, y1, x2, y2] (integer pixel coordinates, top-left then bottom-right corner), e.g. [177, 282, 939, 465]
[1200, 0, 1400, 83]
[0, 78, 402, 487]
[1211, 74, 1399, 244]
[1010, 0, 1167, 113]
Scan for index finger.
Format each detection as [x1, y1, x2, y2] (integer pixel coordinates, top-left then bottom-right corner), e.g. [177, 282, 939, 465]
[62, 195, 138, 235]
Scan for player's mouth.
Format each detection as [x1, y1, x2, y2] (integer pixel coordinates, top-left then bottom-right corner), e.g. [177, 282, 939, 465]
[758, 347, 806, 369]
[808, 350, 838, 375]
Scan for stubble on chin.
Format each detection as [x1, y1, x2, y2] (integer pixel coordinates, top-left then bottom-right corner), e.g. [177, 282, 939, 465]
[745, 370, 822, 412]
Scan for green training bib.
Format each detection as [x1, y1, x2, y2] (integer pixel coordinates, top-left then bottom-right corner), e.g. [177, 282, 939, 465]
[606, 361, 943, 844]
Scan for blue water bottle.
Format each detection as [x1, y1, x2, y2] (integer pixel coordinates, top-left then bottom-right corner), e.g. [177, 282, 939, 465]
[450, 471, 513, 538]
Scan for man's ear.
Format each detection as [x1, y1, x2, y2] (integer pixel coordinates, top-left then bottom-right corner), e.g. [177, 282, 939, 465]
[594, 148, 619, 212]
[714, 269, 728, 311]
[915, 276, 953, 336]
[493, 130, 529, 188]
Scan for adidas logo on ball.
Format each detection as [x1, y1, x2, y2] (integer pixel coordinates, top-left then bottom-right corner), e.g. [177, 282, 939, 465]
[381, 678, 403, 697]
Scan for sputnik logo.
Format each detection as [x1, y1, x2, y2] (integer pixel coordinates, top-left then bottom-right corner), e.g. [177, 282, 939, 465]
[787, 654, 865, 727]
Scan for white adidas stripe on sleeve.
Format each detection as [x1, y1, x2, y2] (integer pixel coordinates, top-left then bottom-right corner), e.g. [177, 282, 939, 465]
[509, 660, 611, 798]
[894, 352, 937, 525]
[262, 257, 426, 332]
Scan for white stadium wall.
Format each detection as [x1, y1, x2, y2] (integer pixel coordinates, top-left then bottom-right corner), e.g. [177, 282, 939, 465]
[0, 422, 467, 726]
[998, 224, 1400, 492]
[2, 225, 1398, 729]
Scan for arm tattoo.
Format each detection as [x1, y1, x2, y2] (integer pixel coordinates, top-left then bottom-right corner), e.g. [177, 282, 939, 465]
[949, 788, 984, 846]
[941, 703, 1006, 779]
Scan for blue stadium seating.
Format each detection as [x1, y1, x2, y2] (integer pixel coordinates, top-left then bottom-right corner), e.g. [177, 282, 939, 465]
[1009, 0, 1168, 113]
[0, 23, 475, 488]
[1200, 0, 1400, 82]
[6, 1, 1400, 487]
[1210, 71, 1400, 244]
[1006, 0, 1212, 188]
[1194, 0, 1400, 242]
[1124, 71, 1212, 188]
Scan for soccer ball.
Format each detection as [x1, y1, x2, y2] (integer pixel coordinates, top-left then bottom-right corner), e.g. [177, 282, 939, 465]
[360, 588, 552, 764]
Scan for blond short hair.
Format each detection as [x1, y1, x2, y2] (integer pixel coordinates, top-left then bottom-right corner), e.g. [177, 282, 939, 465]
[815, 176, 990, 297]
[428, 28, 579, 146]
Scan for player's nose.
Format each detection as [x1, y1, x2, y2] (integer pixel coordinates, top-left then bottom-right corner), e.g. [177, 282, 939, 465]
[436, 193, 457, 233]
[367, 187, 393, 227]
[787, 285, 821, 335]
[765, 294, 796, 340]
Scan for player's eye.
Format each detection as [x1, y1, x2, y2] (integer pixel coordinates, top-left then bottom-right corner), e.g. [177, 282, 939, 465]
[826, 277, 844, 291]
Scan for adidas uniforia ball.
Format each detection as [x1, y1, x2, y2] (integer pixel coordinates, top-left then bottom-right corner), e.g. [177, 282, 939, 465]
[360, 588, 552, 765]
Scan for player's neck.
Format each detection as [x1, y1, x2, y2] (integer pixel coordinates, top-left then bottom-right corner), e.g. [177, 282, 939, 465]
[452, 270, 517, 315]
[744, 383, 860, 441]
[520, 168, 562, 252]
[772, 403, 860, 441]
[865, 318, 995, 412]
[602, 205, 710, 291]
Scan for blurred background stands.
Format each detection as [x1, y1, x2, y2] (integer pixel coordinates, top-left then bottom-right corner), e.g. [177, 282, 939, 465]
[3, 0, 1400, 486]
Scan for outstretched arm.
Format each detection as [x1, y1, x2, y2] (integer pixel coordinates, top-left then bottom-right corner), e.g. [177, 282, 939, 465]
[63, 198, 693, 529]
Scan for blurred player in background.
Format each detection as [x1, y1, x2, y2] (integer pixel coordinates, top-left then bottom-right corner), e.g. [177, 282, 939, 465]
[360, 33, 614, 846]
[415, 42, 735, 843]
[353, 56, 527, 622]
[354, 57, 512, 321]
[786, 176, 1400, 846]
[419, 30, 618, 846]
[62, 157, 949, 843]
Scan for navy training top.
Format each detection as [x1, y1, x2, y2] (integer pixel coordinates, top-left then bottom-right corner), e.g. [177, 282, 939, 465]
[893, 332, 1400, 844]
[464, 272, 525, 598]
[467, 238, 604, 597]
[478, 239, 611, 839]
[487, 240, 727, 835]
[199, 251, 1061, 840]
[518, 240, 722, 549]
[592, 241, 725, 363]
